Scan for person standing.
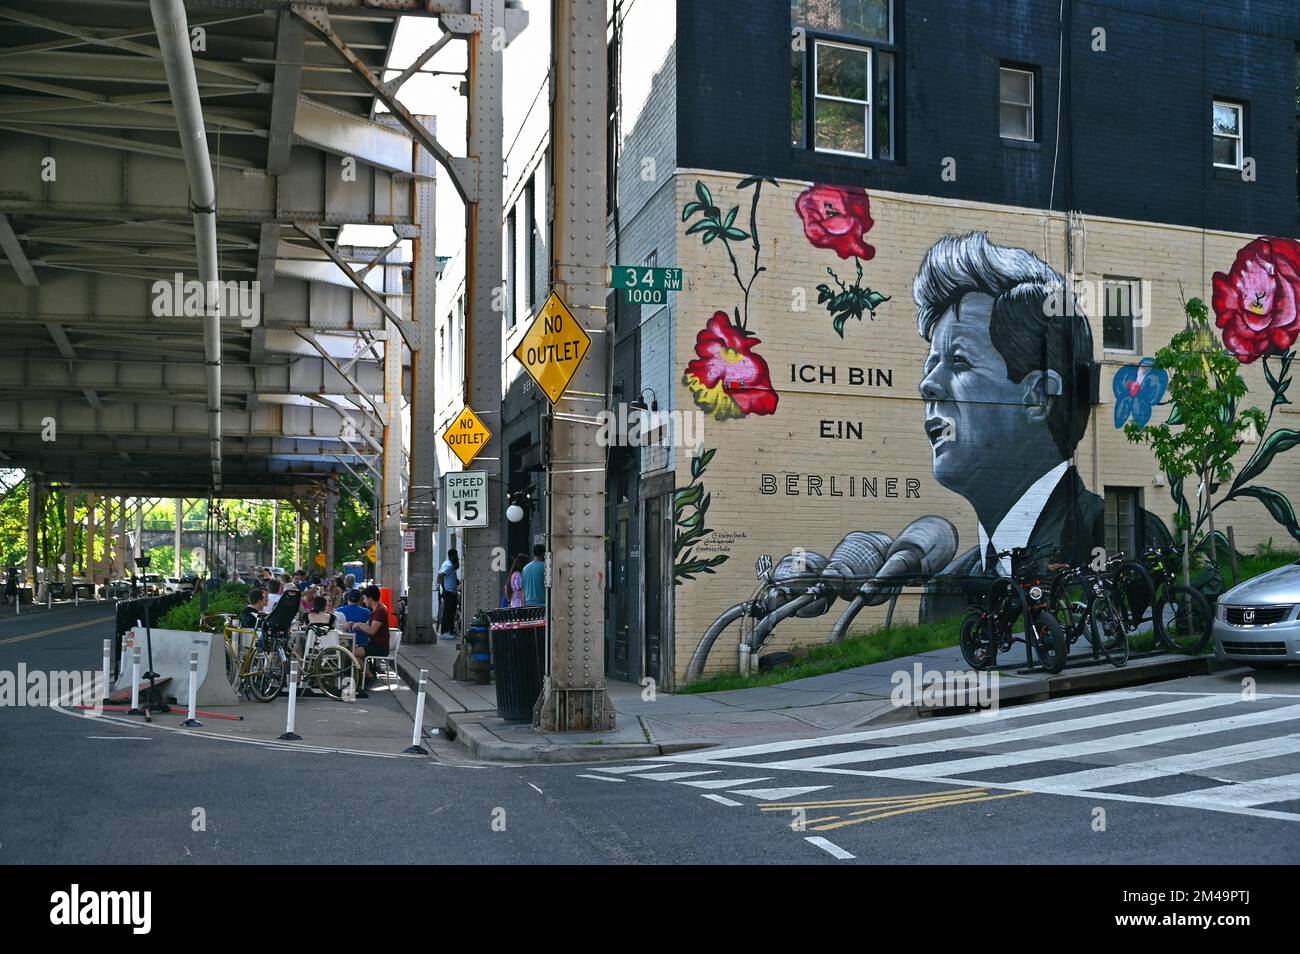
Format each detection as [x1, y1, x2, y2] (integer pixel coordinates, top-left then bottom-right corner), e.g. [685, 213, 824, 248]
[521, 545, 546, 607]
[505, 554, 526, 608]
[436, 549, 460, 639]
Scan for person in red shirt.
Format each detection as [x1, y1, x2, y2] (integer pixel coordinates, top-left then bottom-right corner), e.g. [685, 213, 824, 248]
[345, 584, 391, 682]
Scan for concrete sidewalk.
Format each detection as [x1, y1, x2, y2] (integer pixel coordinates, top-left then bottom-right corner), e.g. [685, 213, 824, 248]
[396, 634, 1216, 764]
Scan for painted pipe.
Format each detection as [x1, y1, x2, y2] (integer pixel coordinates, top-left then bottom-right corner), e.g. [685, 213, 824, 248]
[686, 603, 748, 682]
[150, 0, 222, 488]
[100, 638, 112, 705]
[279, 661, 301, 740]
[127, 646, 142, 715]
[182, 650, 202, 727]
[405, 669, 428, 753]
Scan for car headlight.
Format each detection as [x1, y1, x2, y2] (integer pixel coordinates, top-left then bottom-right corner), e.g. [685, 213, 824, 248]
[1216, 602, 1226, 621]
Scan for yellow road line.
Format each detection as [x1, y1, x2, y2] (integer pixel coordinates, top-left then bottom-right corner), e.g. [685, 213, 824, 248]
[810, 791, 1033, 831]
[759, 788, 989, 811]
[0, 615, 114, 646]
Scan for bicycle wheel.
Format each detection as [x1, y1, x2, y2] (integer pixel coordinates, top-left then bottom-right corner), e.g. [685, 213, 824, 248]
[959, 612, 996, 671]
[1153, 584, 1213, 653]
[1111, 561, 1155, 632]
[1089, 593, 1129, 667]
[245, 647, 285, 703]
[313, 647, 359, 701]
[1031, 611, 1068, 674]
[1049, 572, 1086, 640]
[224, 641, 240, 689]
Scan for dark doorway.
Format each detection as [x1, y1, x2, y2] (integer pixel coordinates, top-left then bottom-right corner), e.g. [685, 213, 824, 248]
[643, 494, 665, 685]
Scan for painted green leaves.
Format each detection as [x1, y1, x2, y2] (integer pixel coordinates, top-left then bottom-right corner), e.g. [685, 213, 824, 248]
[682, 181, 748, 245]
[673, 447, 729, 584]
[815, 259, 891, 338]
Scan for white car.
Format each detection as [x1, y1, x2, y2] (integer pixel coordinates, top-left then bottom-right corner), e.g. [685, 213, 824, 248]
[1213, 560, 1300, 668]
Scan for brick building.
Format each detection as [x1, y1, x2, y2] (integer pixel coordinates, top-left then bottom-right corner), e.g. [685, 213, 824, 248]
[435, 0, 1300, 687]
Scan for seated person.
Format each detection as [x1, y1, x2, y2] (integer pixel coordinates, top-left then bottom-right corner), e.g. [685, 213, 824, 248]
[241, 588, 267, 628]
[265, 578, 282, 611]
[305, 595, 334, 630]
[344, 585, 391, 678]
[336, 589, 369, 635]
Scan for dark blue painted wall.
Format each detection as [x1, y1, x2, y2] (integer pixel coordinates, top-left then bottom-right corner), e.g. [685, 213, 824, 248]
[676, 0, 1300, 235]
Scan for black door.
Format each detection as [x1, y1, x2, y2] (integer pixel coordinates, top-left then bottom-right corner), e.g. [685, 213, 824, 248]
[643, 494, 664, 684]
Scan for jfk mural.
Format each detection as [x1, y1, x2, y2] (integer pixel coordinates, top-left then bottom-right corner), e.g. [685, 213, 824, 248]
[687, 229, 1171, 680]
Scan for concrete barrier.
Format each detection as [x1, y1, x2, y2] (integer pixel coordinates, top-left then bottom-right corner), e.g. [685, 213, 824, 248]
[114, 628, 239, 707]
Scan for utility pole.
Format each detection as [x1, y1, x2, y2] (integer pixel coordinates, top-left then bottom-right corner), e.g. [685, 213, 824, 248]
[405, 116, 440, 641]
[537, 0, 614, 731]
[458, 0, 507, 638]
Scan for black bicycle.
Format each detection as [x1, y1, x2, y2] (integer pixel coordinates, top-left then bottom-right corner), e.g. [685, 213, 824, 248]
[960, 544, 1067, 674]
[1141, 544, 1214, 653]
[1049, 555, 1136, 668]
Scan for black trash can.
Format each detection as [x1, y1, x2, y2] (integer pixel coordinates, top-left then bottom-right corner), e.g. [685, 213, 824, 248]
[489, 607, 546, 721]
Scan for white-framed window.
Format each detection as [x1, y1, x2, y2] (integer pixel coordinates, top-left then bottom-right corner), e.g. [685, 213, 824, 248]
[1213, 100, 1244, 169]
[791, 1, 894, 160]
[999, 66, 1035, 141]
[813, 40, 872, 157]
[1102, 276, 1141, 354]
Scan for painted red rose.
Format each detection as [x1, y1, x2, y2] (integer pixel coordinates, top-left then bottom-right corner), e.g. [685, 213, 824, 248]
[795, 183, 876, 261]
[683, 311, 779, 420]
[1212, 237, 1300, 363]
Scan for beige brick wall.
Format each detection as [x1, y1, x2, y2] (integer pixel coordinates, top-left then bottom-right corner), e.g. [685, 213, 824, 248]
[669, 169, 1300, 683]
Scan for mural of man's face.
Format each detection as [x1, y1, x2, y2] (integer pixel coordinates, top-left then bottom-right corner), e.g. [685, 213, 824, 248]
[919, 292, 1052, 501]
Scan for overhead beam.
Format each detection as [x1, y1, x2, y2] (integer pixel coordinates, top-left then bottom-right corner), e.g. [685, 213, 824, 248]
[267, 12, 306, 174]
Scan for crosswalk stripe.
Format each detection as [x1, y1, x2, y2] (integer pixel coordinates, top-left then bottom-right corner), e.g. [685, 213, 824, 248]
[1009, 733, 1300, 793]
[728, 785, 831, 800]
[591, 764, 671, 774]
[632, 770, 720, 781]
[660, 690, 1157, 763]
[804, 836, 855, 859]
[747, 693, 1236, 772]
[868, 703, 1300, 781]
[702, 794, 744, 807]
[1152, 772, 1300, 810]
[576, 773, 626, 782]
[678, 777, 775, 789]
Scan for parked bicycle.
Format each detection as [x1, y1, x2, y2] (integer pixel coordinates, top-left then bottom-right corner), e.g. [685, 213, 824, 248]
[1048, 554, 1139, 668]
[223, 622, 285, 703]
[960, 544, 1067, 674]
[1141, 544, 1215, 653]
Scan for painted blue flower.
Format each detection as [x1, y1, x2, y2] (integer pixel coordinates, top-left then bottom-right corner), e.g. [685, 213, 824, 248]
[1113, 358, 1169, 429]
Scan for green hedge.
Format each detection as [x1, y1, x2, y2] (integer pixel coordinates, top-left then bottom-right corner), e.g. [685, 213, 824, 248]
[157, 583, 251, 631]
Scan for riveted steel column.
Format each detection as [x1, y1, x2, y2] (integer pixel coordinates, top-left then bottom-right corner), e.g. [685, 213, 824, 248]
[537, 0, 614, 732]
[63, 488, 76, 583]
[406, 116, 439, 642]
[459, 0, 505, 637]
[380, 264, 406, 594]
[25, 475, 40, 585]
[175, 498, 183, 576]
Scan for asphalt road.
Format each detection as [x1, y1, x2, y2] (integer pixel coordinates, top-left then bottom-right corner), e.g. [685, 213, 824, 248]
[2, 603, 1298, 864]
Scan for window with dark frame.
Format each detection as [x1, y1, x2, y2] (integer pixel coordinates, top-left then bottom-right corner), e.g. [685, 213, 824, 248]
[999, 65, 1035, 141]
[1105, 487, 1140, 559]
[524, 176, 536, 314]
[505, 208, 516, 328]
[791, 0, 895, 161]
[1213, 100, 1244, 170]
[1102, 276, 1140, 353]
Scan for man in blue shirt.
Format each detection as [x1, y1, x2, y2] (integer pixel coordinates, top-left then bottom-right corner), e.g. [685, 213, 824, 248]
[436, 549, 460, 639]
[521, 544, 546, 606]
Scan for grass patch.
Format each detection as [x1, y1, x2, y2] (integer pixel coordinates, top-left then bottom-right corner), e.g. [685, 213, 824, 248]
[1227, 550, 1297, 586]
[678, 614, 965, 694]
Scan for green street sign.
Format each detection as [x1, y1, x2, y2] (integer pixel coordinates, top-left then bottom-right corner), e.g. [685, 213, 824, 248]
[611, 265, 683, 292]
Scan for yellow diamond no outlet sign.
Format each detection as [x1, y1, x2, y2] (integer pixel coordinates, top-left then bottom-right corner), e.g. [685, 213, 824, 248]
[513, 291, 591, 405]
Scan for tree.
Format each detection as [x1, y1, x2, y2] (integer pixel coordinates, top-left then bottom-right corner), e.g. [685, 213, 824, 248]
[1124, 298, 1267, 559]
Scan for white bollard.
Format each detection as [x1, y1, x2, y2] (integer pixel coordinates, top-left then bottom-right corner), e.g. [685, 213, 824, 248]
[127, 645, 143, 715]
[100, 638, 112, 706]
[404, 668, 429, 754]
[181, 650, 202, 727]
[279, 660, 301, 740]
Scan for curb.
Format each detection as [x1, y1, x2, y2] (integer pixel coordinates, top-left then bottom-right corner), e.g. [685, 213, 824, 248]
[396, 652, 713, 763]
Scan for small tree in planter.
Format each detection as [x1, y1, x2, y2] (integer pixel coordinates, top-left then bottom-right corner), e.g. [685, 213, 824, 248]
[1124, 298, 1267, 568]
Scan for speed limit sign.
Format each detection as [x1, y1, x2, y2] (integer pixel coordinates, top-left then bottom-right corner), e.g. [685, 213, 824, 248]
[444, 471, 488, 528]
